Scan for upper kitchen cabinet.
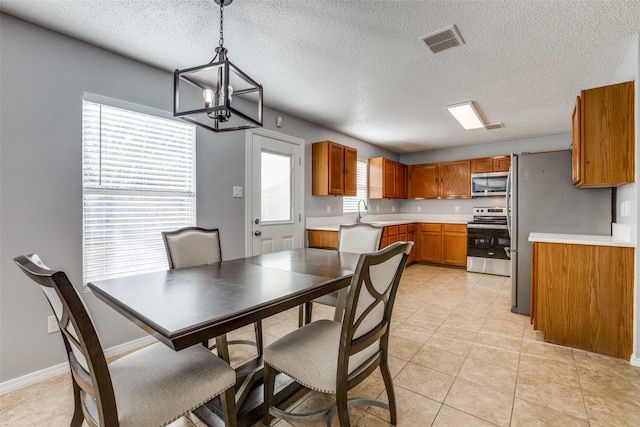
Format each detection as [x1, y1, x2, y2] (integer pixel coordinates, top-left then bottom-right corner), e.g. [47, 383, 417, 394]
[572, 81, 635, 187]
[471, 156, 511, 173]
[408, 163, 439, 199]
[408, 160, 471, 199]
[439, 160, 471, 198]
[369, 157, 407, 199]
[312, 141, 357, 196]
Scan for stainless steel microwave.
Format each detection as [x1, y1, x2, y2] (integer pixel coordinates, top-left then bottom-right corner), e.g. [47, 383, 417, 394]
[470, 171, 509, 197]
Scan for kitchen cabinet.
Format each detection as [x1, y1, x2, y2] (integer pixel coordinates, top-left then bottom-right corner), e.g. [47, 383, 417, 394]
[408, 161, 471, 199]
[368, 157, 408, 199]
[531, 242, 633, 360]
[408, 164, 437, 199]
[571, 81, 635, 187]
[417, 223, 467, 266]
[407, 224, 416, 264]
[312, 140, 357, 196]
[408, 163, 439, 199]
[381, 223, 414, 264]
[307, 230, 339, 249]
[308, 223, 416, 264]
[418, 223, 442, 263]
[439, 160, 471, 198]
[442, 224, 467, 266]
[471, 156, 511, 173]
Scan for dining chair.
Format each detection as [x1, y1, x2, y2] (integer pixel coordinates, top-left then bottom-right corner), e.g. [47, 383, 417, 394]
[300, 223, 383, 326]
[14, 253, 237, 427]
[162, 226, 263, 362]
[264, 241, 413, 427]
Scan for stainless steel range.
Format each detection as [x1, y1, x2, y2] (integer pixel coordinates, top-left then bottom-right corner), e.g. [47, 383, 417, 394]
[467, 207, 510, 276]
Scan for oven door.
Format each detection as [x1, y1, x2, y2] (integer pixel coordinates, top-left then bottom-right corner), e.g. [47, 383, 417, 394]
[467, 225, 510, 260]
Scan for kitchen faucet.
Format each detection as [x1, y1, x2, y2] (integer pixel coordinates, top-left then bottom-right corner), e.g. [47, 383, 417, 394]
[357, 199, 368, 223]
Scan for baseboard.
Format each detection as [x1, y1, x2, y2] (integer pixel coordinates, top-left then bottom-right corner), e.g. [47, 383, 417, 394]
[631, 353, 640, 367]
[0, 335, 156, 395]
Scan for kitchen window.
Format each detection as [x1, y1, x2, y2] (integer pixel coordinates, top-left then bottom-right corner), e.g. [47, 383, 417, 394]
[82, 100, 196, 286]
[343, 160, 367, 213]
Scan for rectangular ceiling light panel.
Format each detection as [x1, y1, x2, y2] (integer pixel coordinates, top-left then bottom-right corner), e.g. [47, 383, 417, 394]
[446, 102, 485, 130]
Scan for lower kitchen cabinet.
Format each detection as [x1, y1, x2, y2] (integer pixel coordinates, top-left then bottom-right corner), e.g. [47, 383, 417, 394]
[307, 230, 338, 249]
[418, 224, 442, 263]
[308, 224, 416, 264]
[442, 224, 467, 266]
[380, 224, 415, 265]
[531, 242, 634, 360]
[417, 223, 467, 266]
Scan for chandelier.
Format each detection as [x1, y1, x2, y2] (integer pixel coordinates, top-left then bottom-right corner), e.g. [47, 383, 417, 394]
[173, 0, 263, 132]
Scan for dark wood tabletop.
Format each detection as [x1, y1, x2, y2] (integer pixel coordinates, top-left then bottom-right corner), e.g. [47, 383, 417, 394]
[89, 248, 360, 351]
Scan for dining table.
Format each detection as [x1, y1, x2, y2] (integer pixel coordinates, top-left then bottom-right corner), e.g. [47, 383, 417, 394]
[88, 247, 360, 427]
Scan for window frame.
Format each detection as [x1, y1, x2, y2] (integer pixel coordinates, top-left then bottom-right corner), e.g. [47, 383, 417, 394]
[82, 96, 196, 288]
[343, 159, 368, 213]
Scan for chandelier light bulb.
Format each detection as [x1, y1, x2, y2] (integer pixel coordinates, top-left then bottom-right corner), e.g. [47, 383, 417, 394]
[217, 85, 234, 106]
[203, 88, 215, 108]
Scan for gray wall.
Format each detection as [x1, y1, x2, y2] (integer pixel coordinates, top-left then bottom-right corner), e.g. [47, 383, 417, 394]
[0, 14, 394, 382]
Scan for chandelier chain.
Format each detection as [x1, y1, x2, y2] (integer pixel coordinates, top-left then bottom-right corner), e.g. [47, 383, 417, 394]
[219, 1, 224, 48]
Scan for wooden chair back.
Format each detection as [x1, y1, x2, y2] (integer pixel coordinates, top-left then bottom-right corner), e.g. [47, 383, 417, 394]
[14, 254, 118, 427]
[338, 241, 413, 389]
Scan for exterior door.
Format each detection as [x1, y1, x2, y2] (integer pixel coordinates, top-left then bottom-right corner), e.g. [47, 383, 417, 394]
[245, 129, 304, 256]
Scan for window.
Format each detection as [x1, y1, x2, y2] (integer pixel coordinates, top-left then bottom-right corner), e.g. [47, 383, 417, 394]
[343, 160, 368, 213]
[82, 100, 196, 285]
[261, 151, 292, 222]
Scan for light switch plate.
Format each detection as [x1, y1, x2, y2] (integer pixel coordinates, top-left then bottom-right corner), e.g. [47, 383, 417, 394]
[233, 186, 243, 198]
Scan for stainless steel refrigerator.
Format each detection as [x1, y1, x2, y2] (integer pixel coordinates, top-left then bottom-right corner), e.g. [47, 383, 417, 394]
[508, 151, 612, 315]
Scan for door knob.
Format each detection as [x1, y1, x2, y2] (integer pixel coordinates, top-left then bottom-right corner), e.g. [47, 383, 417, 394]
[254, 230, 262, 236]
[254, 218, 260, 224]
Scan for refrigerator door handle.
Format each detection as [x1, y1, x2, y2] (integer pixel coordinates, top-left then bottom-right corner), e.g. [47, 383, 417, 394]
[506, 165, 512, 237]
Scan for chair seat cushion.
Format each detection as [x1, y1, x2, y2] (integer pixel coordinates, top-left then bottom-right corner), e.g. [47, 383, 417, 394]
[83, 342, 236, 427]
[264, 319, 379, 394]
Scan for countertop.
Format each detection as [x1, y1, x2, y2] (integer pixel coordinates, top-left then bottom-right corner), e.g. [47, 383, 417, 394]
[528, 231, 635, 248]
[306, 214, 471, 231]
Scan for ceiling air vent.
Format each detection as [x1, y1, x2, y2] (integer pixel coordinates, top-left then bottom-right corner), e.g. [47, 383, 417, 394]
[421, 25, 464, 54]
[485, 123, 505, 130]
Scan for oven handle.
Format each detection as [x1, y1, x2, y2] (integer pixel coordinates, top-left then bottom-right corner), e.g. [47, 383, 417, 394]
[467, 223, 508, 230]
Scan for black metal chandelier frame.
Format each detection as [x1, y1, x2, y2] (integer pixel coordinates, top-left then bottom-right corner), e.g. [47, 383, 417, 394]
[173, 0, 263, 132]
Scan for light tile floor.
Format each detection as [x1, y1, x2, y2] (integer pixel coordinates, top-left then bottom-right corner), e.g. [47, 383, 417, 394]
[2, 264, 639, 426]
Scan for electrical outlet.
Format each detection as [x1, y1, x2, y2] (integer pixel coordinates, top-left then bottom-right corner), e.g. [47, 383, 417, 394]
[327, 205, 331, 213]
[47, 315, 59, 333]
[417, 206, 421, 212]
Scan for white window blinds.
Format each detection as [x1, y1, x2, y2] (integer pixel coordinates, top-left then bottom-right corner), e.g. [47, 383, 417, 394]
[82, 100, 196, 285]
[343, 160, 368, 213]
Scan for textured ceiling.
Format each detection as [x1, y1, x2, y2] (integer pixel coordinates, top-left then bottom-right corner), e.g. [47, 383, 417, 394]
[2, 0, 639, 153]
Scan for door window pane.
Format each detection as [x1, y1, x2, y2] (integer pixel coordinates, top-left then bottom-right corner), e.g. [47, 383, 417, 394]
[261, 151, 291, 222]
